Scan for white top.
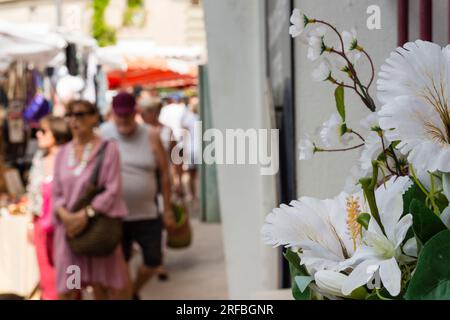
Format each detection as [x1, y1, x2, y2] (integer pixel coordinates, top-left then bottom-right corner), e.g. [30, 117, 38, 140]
[159, 103, 186, 141]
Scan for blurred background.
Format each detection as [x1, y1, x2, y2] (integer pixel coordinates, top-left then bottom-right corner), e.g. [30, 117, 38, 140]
[0, 0, 447, 300]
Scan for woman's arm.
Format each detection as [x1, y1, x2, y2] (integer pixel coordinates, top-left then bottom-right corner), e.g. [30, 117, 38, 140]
[52, 147, 67, 224]
[90, 141, 128, 218]
[149, 126, 174, 227]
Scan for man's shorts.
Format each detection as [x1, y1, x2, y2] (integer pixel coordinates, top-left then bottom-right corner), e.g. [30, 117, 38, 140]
[122, 218, 163, 267]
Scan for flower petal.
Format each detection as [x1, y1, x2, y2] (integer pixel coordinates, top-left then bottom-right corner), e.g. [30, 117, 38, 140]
[379, 257, 402, 296]
[342, 259, 379, 295]
[394, 214, 413, 248]
[403, 237, 418, 258]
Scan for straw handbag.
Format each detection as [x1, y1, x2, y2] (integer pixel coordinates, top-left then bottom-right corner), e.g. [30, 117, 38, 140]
[166, 200, 192, 249]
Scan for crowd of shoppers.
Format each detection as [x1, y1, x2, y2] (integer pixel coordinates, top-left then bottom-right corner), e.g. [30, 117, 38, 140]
[25, 89, 200, 300]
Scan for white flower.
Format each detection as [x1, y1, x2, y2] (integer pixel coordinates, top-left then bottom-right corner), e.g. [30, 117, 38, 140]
[342, 29, 358, 52]
[359, 131, 384, 171]
[314, 270, 349, 298]
[307, 36, 324, 61]
[312, 59, 332, 82]
[262, 191, 367, 275]
[342, 176, 413, 297]
[319, 112, 352, 147]
[377, 40, 450, 173]
[298, 137, 315, 160]
[359, 112, 379, 131]
[289, 9, 307, 38]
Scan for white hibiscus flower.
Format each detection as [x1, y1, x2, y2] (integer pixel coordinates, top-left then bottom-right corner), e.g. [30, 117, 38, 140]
[341, 176, 413, 297]
[262, 191, 368, 275]
[377, 40, 450, 173]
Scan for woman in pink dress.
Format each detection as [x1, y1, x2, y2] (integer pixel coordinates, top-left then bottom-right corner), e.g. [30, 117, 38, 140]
[27, 116, 72, 300]
[52, 100, 128, 300]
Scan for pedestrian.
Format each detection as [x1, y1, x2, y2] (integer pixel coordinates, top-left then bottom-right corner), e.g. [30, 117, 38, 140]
[27, 116, 72, 300]
[100, 92, 175, 300]
[181, 96, 200, 202]
[52, 100, 129, 300]
[139, 94, 175, 154]
[159, 94, 186, 196]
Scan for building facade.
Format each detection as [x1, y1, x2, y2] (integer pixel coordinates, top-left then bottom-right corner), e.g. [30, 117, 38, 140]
[0, 0, 206, 49]
[203, 0, 450, 299]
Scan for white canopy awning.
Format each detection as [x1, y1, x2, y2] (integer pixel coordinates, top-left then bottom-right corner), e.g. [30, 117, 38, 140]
[0, 20, 66, 68]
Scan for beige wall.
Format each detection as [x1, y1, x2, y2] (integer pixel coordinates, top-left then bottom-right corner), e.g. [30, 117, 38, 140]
[294, 0, 449, 201]
[113, 0, 206, 47]
[0, 0, 91, 34]
[294, 0, 397, 200]
[0, 0, 206, 48]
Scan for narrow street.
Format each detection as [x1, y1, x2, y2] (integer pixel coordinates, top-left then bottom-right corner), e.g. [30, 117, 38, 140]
[132, 219, 228, 300]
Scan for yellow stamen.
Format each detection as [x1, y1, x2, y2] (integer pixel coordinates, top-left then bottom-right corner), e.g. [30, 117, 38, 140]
[346, 196, 362, 250]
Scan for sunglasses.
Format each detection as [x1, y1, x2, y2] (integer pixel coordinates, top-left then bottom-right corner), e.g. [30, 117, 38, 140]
[64, 110, 96, 119]
[37, 128, 49, 134]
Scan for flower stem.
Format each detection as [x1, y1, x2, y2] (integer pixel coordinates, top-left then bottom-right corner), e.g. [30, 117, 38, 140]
[317, 143, 365, 153]
[362, 49, 375, 89]
[410, 164, 440, 215]
[359, 161, 386, 235]
[349, 129, 365, 142]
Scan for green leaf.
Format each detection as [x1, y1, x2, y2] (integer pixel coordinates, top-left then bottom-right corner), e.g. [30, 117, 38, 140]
[295, 276, 314, 293]
[403, 182, 427, 217]
[357, 213, 371, 230]
[410, 199, 446, 246]
[334, 85, 346, 122]
[405, 230, 450, 300]
[284, 249, 311, 300]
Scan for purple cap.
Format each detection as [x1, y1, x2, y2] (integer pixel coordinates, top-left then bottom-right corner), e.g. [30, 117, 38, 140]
[112, 92, 136, 116]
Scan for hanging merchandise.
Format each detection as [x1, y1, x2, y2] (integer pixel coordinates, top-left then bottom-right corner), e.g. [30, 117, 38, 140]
[23, 94, 50, 125]
[7, 101, 25, 144]
[0, 86, 8, 109]
[65, 43, 79, 76]
[82, 53, 98, 104]
[95, 66, 108, 116]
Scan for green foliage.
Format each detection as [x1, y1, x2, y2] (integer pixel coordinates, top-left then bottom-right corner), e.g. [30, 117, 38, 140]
[334, 85, 346, 122]
[405, 230, 450, 300]
[92, 0, 116, 47]
[409, 199, 446, 246]
[357, 212, 370, 230]
[284, 249, 311, 300]
[403, 181, 427, 217]
[128, 0, 144, 8]
[123, 0, 145, 27]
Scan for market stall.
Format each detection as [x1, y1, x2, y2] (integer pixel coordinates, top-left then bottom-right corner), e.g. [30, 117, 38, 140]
[0, 20, 107, 299]
[98, 40, 201, 91]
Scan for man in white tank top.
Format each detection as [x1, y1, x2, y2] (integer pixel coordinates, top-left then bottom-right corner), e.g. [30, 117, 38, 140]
[100, 92, 174, 300]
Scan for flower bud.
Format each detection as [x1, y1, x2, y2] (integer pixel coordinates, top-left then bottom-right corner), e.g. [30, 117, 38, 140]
[314, 270, 348, 297]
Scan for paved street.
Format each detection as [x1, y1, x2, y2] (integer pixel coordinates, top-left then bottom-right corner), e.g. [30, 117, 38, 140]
[131, 218, 228, 300]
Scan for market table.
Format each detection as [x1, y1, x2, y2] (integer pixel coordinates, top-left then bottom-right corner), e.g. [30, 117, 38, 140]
[0, 212, 39, 298]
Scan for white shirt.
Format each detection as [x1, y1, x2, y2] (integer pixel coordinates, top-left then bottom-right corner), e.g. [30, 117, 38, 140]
[159, 103, 186, 141]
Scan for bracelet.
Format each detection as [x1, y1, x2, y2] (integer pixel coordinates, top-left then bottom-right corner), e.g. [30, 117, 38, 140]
[85, 205, 96, 218]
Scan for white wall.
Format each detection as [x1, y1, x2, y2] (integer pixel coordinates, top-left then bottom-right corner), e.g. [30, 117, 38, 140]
[294, 0, 449, 200]
[203, 0, 279, 300]
[295, 0, 396, 199]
